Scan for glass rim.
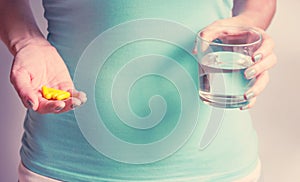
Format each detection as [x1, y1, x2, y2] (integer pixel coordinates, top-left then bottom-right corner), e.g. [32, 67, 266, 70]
[197, 26, 262, 47]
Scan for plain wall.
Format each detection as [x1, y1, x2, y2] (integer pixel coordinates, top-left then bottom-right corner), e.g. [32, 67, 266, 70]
[0, 1, 299, 181]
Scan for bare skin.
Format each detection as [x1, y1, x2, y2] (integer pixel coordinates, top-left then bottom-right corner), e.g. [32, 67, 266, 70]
[0, 0, 276, 112]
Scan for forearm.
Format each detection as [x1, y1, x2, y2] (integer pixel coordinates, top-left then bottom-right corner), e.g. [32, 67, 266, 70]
[0, 0, 48, 56]
[233, 0, 276, 30]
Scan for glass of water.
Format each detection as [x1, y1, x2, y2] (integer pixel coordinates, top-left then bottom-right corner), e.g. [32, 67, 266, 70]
[196, 26, 262, 108]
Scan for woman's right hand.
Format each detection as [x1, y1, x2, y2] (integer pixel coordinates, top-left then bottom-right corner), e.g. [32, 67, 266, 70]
[10, 39, 87, 114]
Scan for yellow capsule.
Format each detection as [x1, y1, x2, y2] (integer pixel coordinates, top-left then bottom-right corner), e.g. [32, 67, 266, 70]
[51, 92, 60, 100]
[47, 87, 61, 93]
[56, 92, 71, 100]
[41, 86, 71, 100]
[44, 93, 52, 100]
[42, 86, 49, 98]
[42, 86, 48, 94]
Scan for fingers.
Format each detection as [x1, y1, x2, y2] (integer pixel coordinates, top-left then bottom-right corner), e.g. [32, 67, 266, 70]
[10, 67, 40, 110]
[244, 37, 276, 80]
[194, 21, 226, 54]
[55, 90, 87, 113]
[244, 53, 277, 79]
[18, 86, 39, 110]
[244, 31, 276, 77]
[241, 71, 270, 111]
[36, 89, 87, 114]
[12, 73, 87, 114]
[70, 90, 87, 104]
[241, 31, 276, 109]
[240, 71, 270, 110]
[199, 21, 226, 43]
[37, 99, 66, 114]
[196, 25, 224, 53]
[253, 31, 275, 59]
[197, 20, 276, 110]
[240, 97, 257, 110]
[248, 71, 270, 97]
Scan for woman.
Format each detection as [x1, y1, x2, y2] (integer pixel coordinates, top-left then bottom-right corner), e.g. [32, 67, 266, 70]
[0, 0, 276, 181]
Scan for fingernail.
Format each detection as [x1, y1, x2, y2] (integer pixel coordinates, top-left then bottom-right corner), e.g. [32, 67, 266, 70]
[244, 92, 255, 100]
[55, 106, 63, 111]
[27, 100, 33, 108]
[212, 38, 223, 44]
[253, 53, 263, 63]
[240, 105, 249, 110]
[70, 104, 78, 109]
[245, 69, 256, 79]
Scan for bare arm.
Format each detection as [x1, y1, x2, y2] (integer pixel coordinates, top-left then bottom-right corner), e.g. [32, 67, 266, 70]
[0, 0, 48, 55]
[233, 0, 276, 29]
[0, 0, 86, 113]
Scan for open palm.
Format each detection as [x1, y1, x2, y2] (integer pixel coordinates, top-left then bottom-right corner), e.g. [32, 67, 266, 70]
[10, 43, 86, 114]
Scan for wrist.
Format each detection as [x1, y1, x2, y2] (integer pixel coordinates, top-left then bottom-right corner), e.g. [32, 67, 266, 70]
[233, 11, 273, 30]
[10, 36, 50, 56]
[232, 14, 258, 28]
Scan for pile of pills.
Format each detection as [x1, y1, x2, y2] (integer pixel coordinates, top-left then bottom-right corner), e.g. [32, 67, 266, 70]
[42, 86, 71, 100]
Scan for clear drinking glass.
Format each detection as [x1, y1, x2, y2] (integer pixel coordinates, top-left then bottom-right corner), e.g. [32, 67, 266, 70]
[196, 26, 262, 108]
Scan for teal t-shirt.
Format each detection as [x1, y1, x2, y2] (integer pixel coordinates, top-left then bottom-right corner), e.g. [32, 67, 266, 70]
[20, 1, 259, 181]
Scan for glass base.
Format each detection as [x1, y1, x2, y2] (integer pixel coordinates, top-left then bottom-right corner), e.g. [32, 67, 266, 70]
[199, 93, 248, 109]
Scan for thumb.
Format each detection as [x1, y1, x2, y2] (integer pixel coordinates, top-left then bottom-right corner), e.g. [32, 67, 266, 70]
[10, 67, 39, 110]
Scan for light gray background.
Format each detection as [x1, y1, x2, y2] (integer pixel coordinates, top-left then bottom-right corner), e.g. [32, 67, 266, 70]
[0, 1, 299, 181]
